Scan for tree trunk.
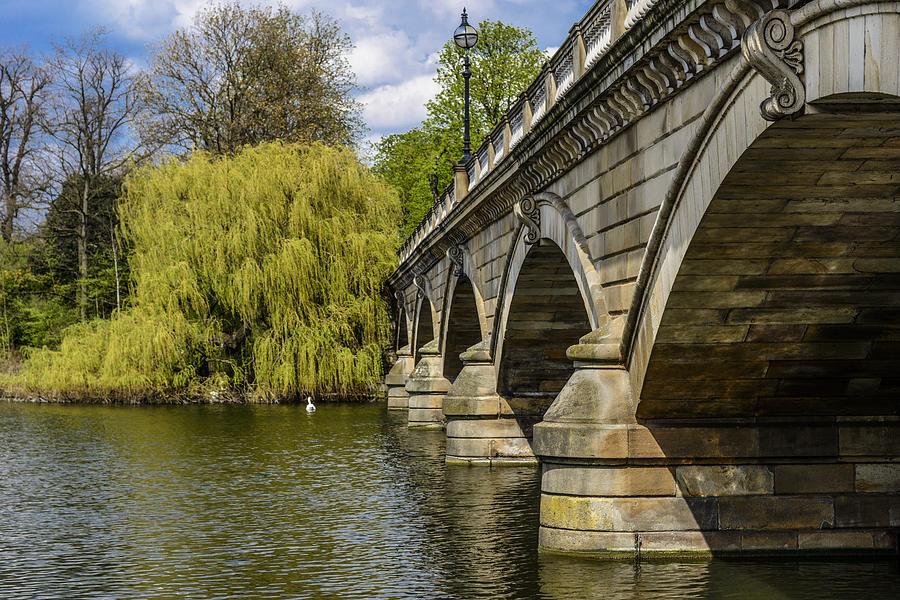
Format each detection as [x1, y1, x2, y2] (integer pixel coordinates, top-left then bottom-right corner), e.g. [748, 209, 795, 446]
[78, 177, 89, 321]
[1, 195, 14, 242]
[111, 222, 120, 311]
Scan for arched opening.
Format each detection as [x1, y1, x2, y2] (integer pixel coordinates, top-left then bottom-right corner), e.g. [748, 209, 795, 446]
[442, 277, 481, 382]
[394, 308, 408, 353]
[498, 240, 592, 433]
[641, 108, 900, 421]
[413, 300, 435, 365]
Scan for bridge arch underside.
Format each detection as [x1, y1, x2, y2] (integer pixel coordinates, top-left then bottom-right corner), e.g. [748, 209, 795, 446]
[499, 241, 592, 436]
[443, 277, 481, 382]
[642, 108, 900, 421]
[619, 107, 900, 556]
[395, 309, 408, 353]
[414, 301, 435, 364]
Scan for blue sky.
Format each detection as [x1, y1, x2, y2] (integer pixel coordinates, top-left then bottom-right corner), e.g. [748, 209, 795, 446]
[1, 1, 594, 146]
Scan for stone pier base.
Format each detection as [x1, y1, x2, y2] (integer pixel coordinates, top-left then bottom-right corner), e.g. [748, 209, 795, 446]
[385, 345, 414, 410]
[446, 419, 538, 465]
[442, 338, 539, 465]
[536, 421, 900, 557]
[405, 340, 450, 429]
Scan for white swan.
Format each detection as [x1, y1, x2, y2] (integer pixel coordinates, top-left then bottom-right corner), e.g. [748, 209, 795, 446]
[306, 396, 316, 412]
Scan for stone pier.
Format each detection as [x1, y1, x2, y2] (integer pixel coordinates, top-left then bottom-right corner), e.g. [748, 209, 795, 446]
[386, 0, 900, 555]
[405, 340, 450, 429]
[443, 338, 537, 465]
[385, 344, 414, 410]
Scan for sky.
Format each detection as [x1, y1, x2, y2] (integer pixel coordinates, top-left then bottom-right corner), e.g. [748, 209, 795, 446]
[1, 0, 594, 149]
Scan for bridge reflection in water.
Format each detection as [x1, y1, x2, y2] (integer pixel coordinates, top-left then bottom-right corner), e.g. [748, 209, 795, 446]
[2, 402, 898, 599]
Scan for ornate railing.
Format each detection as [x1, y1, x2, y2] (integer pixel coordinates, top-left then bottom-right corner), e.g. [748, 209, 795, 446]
[397, 0, 675, 265]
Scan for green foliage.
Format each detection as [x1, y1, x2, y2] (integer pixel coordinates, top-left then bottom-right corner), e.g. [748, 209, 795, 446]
[5, 143, 401, 400]
[0, 175, 128, 357]
[36, 174, 129, 319]
[424, 20, 545, 159]
[0, 239, 78, 353]
[372, 20, 544, 240]
[371, 128, 452, 238]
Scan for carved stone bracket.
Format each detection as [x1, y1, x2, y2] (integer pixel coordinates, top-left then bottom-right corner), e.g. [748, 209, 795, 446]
[413, 275, 426, 301]
[514, 197, 542, 244]
[447, 245, 465, 276]
[741, 9, 805, 121]
[395, 289, 406, 313]
[396, 0, 787, 273]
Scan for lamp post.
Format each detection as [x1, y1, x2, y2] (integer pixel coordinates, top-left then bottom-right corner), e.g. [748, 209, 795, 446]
[453, 9, 478, 163]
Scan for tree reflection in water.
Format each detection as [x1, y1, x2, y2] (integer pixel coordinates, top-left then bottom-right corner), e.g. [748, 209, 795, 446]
[0, 402, 897, 600]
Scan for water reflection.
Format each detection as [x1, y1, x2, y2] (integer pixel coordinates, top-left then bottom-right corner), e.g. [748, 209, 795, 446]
[0, 401, 897, 600]
[537, 555, 900, 599]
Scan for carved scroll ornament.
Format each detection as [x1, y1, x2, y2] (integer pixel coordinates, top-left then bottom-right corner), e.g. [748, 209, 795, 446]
[413, 275, 426, 300]
[514, 197, 542, 245]
[741, 9, 805, 121]
[447, 245, 464, 276]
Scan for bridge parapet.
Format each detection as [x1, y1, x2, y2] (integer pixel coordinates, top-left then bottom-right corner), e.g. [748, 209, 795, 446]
[394, 0, 783, 272]
[386, 0, 900, 557]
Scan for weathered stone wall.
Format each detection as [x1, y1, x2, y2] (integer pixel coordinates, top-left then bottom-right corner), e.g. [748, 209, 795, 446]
[387, 0, 900, 554]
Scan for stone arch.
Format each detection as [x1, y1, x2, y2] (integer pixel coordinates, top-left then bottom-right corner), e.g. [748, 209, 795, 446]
[440, 277, 483, 382]
[393, 290, 412, 352]
[495, 238, 594, 433]
[412, 277, 438, 365]
[438, 246, 489, 381]
[491, 192, 609, 364]
[624, 1, 900, 415]
[395, 306, 409, 353]
[438, 245, 489, 347]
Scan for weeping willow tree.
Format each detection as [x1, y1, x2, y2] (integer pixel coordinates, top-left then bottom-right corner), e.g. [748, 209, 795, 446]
[4, 143, 401, 401]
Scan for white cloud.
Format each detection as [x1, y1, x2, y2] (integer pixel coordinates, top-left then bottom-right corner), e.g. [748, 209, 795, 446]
[85, 0, 322, 41]
[350, 30, 426, 87]
[421, 0, 498, 20]
[342, 4, 383, 22]
[82, 0, 203, 40]
[358, 74, 439, 130]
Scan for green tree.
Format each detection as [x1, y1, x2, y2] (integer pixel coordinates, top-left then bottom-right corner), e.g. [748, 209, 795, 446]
[371, 128, 450, 238]
[45, 28, 144, 320]
[372, 20, 544, 238]
[36, 174, 128, 320]
[424, 20, 545, 161]
[7, 143, 400, 401]
[138, 2, 362, 154]
[0, 238, 77, 354]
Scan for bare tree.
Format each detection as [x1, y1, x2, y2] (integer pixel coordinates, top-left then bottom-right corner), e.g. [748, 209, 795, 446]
[137, 3, 362, 155]
[45, 28, 145, 320]
[0, 47, 51, 241]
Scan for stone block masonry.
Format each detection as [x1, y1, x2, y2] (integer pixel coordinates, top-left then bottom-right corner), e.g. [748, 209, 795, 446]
[385, 0, 900, 556]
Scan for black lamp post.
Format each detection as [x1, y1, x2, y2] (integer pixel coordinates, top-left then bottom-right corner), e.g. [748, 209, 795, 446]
[453, 8, 478, 163]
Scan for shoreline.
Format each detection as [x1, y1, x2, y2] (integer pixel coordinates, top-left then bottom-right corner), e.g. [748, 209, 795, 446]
[1, 388, 384, 405]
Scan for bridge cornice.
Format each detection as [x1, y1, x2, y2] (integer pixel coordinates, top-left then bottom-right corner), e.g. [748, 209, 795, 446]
[389, 0, 788, 292]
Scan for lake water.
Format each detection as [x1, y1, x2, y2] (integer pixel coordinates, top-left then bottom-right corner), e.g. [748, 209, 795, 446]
[1, 401, 898, 599]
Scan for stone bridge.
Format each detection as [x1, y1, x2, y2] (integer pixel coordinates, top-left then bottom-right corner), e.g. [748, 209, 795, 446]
[384, 0, 900, 556]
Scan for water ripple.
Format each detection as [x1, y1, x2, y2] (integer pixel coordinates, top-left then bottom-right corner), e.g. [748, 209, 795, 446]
[0, 402, 897, 600]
